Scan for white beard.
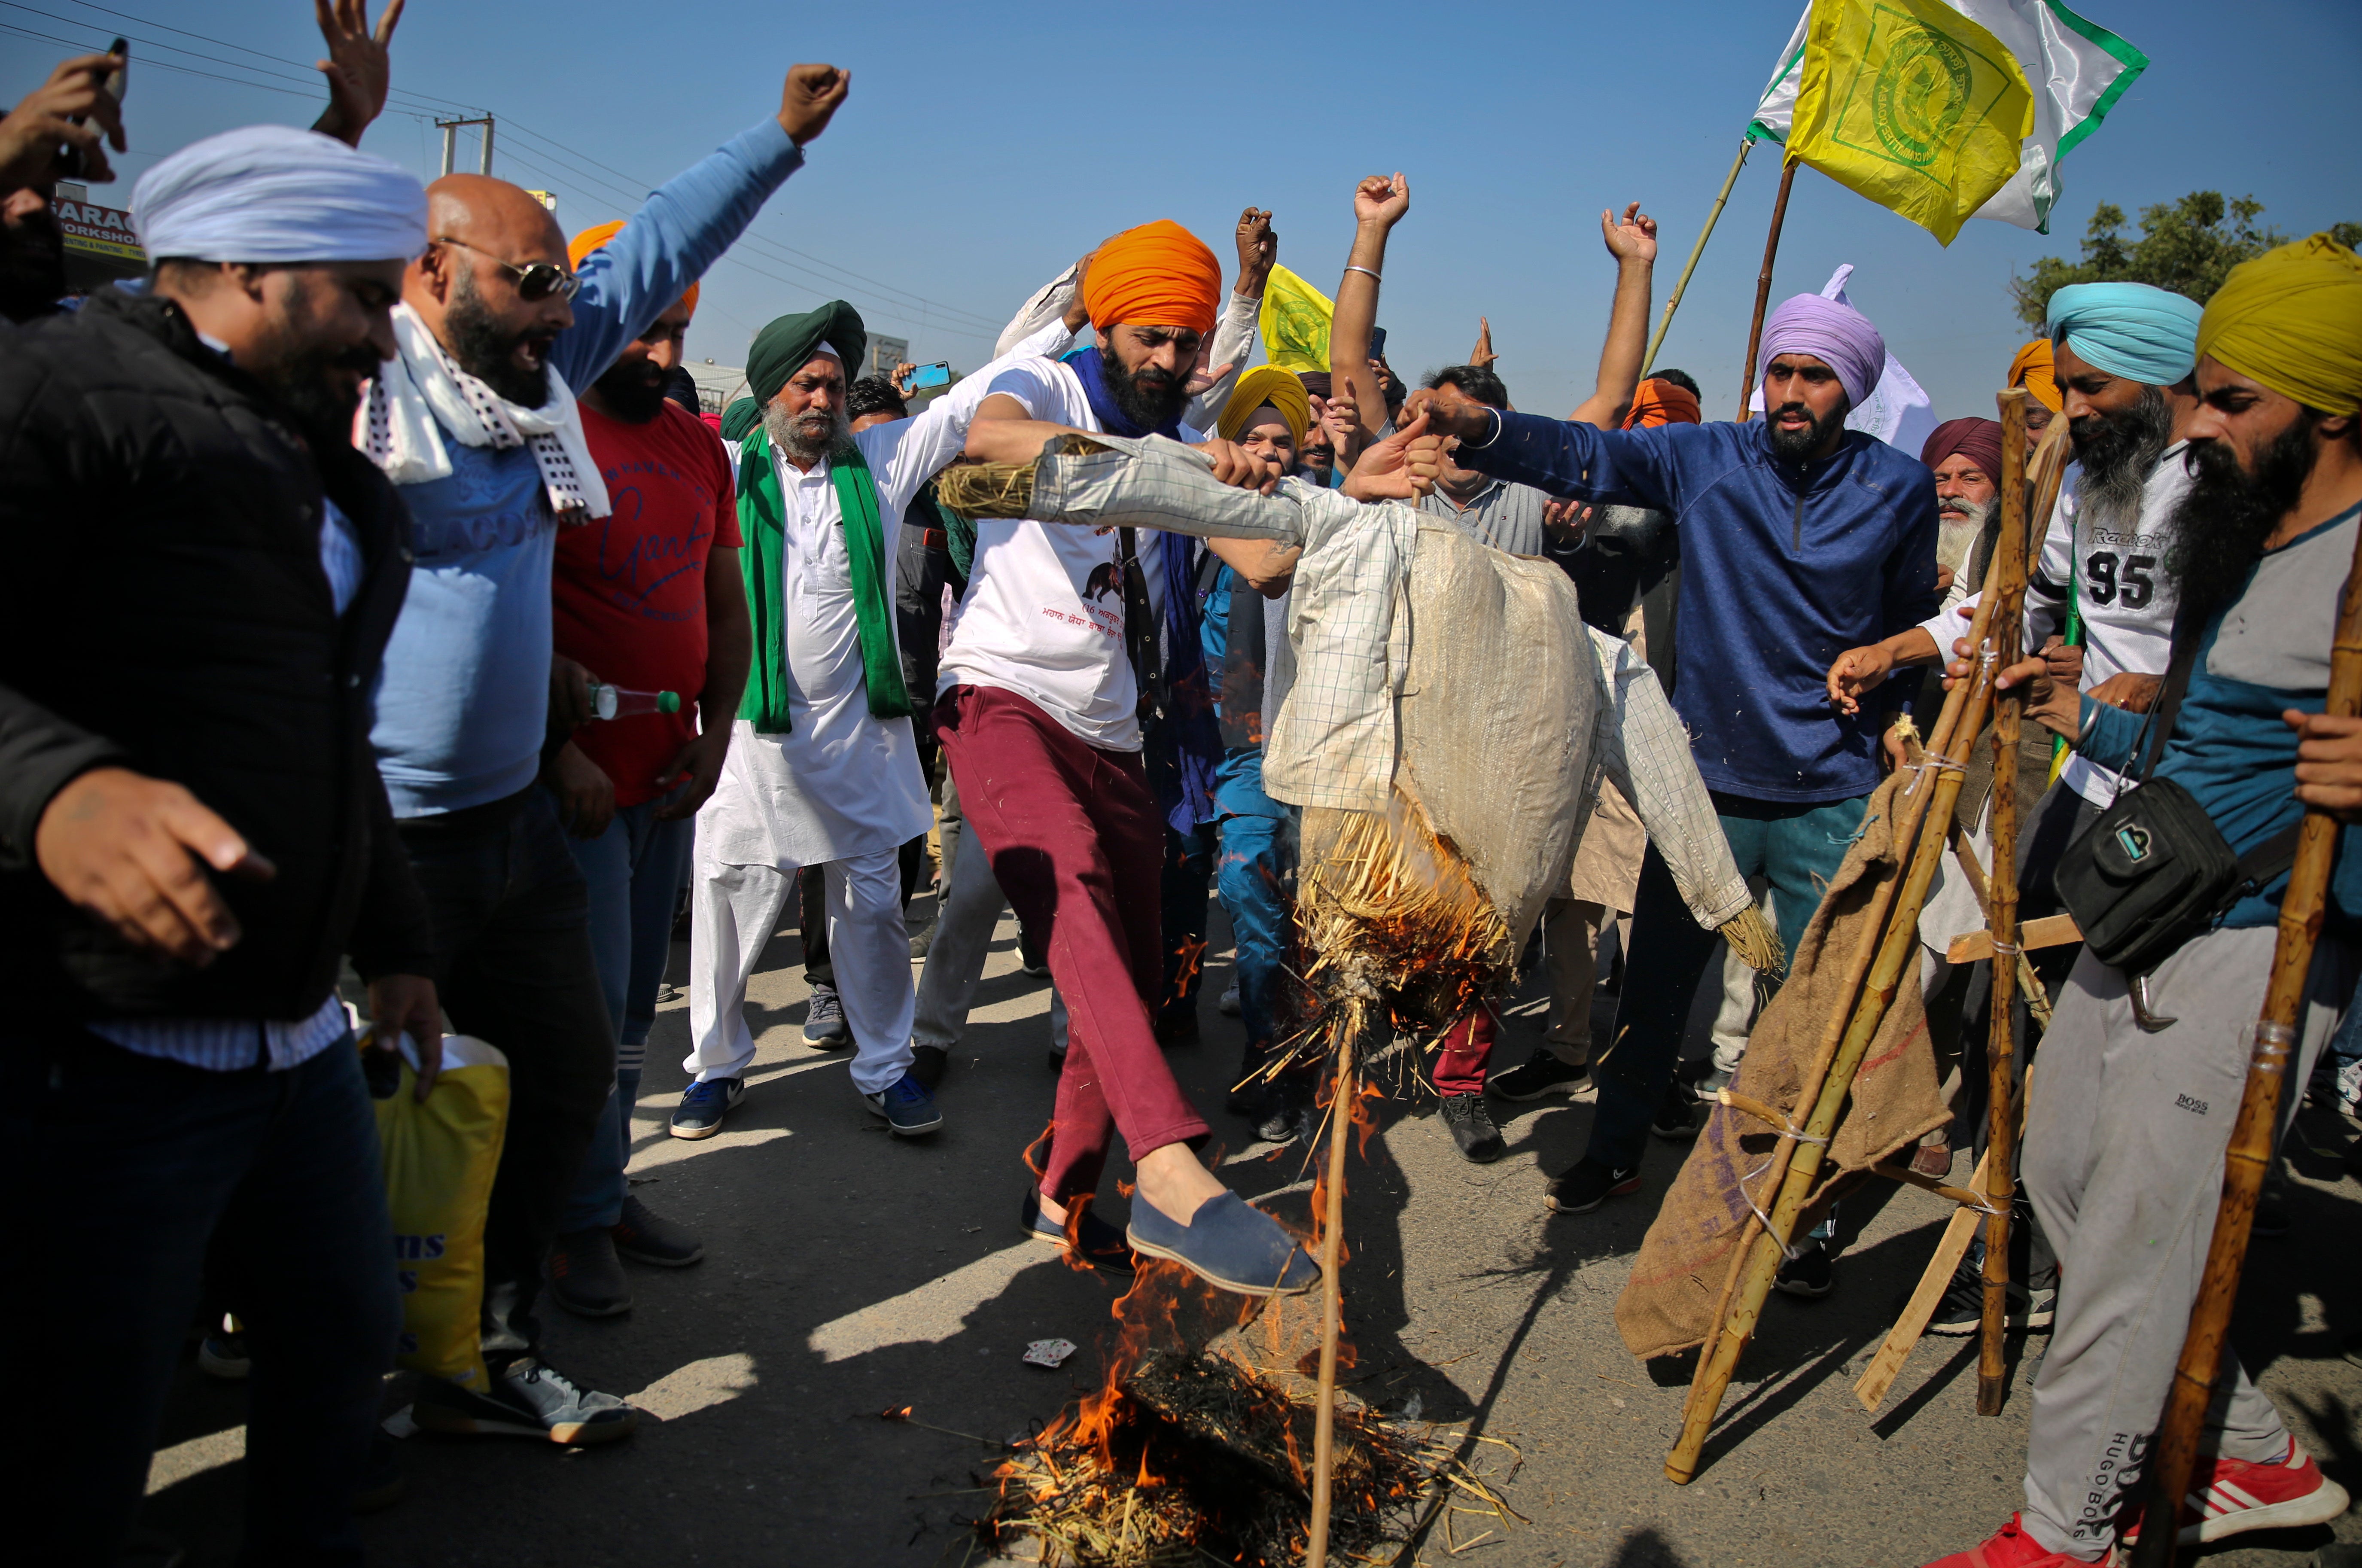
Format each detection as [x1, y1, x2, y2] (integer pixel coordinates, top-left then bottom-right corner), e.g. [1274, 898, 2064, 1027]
[1937, 498, 1991, 574]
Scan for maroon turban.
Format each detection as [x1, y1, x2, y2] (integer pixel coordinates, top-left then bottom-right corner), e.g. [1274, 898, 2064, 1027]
[1921, 417, 2005, 481]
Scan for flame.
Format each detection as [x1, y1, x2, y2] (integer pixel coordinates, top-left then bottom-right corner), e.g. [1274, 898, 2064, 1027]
[1167, 934, 1207, 1004]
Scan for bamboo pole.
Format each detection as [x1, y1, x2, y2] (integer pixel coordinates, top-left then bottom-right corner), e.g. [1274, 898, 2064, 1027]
[1854, 1147, 1992, 1410]
[1641, 136, 1754, 376]
[2124, 521, 2362, 1568]
[1978, 388, 2033, 1416]
[1735, 157, 1798, 423]
[1306, 1017, 1356, 1568]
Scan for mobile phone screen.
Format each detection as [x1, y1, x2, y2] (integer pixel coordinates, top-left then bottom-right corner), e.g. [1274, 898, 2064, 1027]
[910, 362, 953, 391]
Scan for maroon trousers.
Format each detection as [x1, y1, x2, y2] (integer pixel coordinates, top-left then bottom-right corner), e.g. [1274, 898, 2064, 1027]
[934, 685, 1211, 1203]
[1431, 1007, 1498, 1096]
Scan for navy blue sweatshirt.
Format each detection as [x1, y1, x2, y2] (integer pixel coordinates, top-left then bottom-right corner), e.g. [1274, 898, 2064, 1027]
[1463, 412, 1939, 804]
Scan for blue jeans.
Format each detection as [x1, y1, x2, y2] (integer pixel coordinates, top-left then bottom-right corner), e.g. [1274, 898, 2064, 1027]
[558, 792, 693, 1232]
[1586, 791, 1869, 1172]
[1213, 749, 1296, 1065]
[3, 1028, 399, 1565]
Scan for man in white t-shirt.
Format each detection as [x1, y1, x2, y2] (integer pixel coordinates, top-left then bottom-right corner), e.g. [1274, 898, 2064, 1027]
[935, 219, 1319, 1298]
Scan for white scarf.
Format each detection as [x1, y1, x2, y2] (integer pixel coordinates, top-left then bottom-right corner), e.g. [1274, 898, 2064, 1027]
[359, 303, 610, 520]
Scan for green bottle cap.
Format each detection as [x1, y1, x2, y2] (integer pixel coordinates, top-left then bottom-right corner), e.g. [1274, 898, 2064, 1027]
[657, 691, 682, 713]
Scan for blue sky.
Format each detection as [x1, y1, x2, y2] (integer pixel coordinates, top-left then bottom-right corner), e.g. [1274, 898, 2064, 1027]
[8, 0, 2358, 423]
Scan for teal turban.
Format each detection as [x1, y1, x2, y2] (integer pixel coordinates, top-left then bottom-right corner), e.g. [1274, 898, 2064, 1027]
[718, 396, 761, 442]
[746, 300, 865, 405]
[2045, 282, 2202, 387]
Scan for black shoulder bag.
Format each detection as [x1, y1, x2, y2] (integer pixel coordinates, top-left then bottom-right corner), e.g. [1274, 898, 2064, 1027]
[2055, 613, 2298, 977]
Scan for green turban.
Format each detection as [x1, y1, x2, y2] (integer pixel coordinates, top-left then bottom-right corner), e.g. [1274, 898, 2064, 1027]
[746, 300, 865, 406]
[718, 396, 761, 442]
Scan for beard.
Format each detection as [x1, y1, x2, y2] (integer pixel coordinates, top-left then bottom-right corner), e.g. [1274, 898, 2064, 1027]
[0, 203, 66, 323]
[763, 397, 848, 466]
[1766, 399, 1849, 463]
[591, 356, 672, 424]
[2071, 383, 2174, 529]
[1101, 340, 1191, 432]
[1937, 493, 1994, 575]
[242, 273, 381, 450]
[443, 266, 554, 407]
[2164, 416, 2320, 618]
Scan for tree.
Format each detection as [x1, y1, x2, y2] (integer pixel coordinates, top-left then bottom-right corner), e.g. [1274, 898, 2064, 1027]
[2009, 191, 2362, 328]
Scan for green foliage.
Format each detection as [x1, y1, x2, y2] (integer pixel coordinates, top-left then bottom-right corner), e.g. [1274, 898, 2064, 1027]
[2007, 192, 2357, 328]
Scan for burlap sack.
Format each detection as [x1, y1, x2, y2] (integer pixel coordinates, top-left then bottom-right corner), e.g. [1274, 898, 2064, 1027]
[1614, 768, 1950, 1360]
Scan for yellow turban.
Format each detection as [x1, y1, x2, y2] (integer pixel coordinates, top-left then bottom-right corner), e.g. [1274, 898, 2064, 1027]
[1082, 219, 1221, 335]
[2197, 233, 2362, 415]
[1217, 365, 1310, 448]
[2009, 338, 2061, 412]
[568, 219, 699, 317]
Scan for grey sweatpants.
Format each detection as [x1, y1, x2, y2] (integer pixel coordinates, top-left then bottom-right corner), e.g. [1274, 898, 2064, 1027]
[2019, 921, 2353, 1557]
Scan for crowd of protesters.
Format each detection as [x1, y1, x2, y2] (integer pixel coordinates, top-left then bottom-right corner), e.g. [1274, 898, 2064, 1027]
[4, 6, 2362, 1566]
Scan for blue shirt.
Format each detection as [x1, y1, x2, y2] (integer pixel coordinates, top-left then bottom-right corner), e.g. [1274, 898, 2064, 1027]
[374, 118, 805, 816]
[1460, 412, 1939, 804]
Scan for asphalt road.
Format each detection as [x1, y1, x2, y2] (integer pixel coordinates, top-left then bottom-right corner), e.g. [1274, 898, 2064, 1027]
[145, 890, 2362, 1566]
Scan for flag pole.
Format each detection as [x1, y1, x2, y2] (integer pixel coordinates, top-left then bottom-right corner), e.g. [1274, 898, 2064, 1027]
[1641, 135, 1755, 377]
[1736, 154, 1799, 423]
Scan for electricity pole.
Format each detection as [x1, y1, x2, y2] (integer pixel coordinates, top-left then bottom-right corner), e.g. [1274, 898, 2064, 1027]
[435, 116, 495, 177]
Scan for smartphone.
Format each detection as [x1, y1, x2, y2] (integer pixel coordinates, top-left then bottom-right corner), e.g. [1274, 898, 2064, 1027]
[907, 361, 953, 392]
[57, 38, 127, 182]
[1367, 326, 1388, 359]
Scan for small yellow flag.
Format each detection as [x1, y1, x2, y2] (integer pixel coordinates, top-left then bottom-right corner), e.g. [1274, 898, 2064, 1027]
[1788, 0, 2034, 246]
[1258, 264, 1334, 374]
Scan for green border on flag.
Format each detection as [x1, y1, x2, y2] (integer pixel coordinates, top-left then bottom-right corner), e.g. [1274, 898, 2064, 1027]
[2042, 0, 2150, 160]
[1746, 33, 1810, 143]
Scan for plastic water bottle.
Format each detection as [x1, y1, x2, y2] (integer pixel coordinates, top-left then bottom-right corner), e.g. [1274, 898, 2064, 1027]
[586, 682, 681, 721]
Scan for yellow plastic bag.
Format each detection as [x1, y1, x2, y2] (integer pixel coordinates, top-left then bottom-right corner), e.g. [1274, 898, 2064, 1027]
[369, 1032, 509, 1392]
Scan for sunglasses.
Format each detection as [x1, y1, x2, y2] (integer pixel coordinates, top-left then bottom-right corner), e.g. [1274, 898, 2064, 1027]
[434, 235, 581, 303]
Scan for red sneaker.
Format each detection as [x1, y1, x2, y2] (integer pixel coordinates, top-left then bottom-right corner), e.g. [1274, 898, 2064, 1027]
[1923, 1514, 2107, 1567]
[2122, 1436, 2351, 1546]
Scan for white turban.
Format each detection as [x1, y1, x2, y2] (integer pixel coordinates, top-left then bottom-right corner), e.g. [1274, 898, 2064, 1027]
[133, 124, 427, 265]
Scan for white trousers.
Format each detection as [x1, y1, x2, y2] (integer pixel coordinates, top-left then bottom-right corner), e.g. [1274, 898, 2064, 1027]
[685, 834, 914, 1096]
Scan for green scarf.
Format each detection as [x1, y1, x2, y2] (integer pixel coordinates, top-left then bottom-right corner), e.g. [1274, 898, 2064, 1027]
[734, 427, 914, 734]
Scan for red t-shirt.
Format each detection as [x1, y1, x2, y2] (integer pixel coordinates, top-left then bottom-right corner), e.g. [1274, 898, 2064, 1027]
[555, 402, 742, 807]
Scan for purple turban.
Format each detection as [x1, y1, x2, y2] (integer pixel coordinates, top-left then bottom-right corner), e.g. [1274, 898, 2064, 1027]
[1921, 417, 2005, 481]
[1759, 293, 1887, 406]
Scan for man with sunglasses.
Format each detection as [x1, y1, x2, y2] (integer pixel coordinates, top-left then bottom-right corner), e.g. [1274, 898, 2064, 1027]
[357, 61, 850, 1448]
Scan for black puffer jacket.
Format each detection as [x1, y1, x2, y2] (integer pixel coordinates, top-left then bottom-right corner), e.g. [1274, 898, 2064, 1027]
[0, 287, 433, 1020]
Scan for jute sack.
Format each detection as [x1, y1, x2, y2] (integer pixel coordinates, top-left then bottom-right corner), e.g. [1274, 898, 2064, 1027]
[1615, 768, 1949, 1360]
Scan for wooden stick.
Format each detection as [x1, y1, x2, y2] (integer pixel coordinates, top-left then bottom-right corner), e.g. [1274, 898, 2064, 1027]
[1873, 1160, 2004, 1212]
[1642, 136, 1753, 376]
[1945, 830, 2058, 1029]
[1735, 157, 1798, 423]
[1978, 387, 2033, 1416]
[2124, 521, 2362, 1568]
[1306, 1017, 1355, 1568]
[1855, 1149, 1992, 1411]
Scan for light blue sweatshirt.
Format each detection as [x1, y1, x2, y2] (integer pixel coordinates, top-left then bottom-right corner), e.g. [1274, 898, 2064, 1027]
[373, 117, 804, 816]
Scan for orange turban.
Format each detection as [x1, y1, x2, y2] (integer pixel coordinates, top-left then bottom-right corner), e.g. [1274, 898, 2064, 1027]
[2009, 338, 2060, 411]
[1081, 219, 1221, 335]
[1623, 377, 1702, 429]
[568, 219, 699, 317]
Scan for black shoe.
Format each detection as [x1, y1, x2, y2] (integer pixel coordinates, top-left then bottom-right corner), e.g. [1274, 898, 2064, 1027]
[1544, 1159, 1641, 1214]
[909, 920, 938, 959]
[1440, 1093, 1505, 1163]
[1019, 928, 1050, 977]
[1773, 1239, 1834, 1299]
[1650, 1083, 1701, 1141]
[414, 1357, 637, 1446]
[910, 1043, 949, 1091]
[1256, 1093, 1309, 1145]
[2253, 1191, 2292, 1239]
[548, 1227, 632, 1317]
[611, 1194, 703, 1267]
[1020, 1188, 1136, 1276]
[1154, 1010, 1200, 1048]
[1488, 1048, 1589, 1102]
[115, 1528, 187, 1568]
[1047, 1044, 1066, 1073]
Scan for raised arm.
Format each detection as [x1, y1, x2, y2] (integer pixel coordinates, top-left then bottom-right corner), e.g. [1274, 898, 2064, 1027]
[1565, 203, 1658, 430]
[1184, 207, 1275, 430]
[1329, 174, 1408, 445]
[310, 0, 405, 149]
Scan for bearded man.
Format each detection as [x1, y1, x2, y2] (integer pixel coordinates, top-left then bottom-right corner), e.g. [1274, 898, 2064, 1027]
[1923, 234, 2362, 1568]
[358, 62, 849, 1447]
[1402, 292, 1939, 1272]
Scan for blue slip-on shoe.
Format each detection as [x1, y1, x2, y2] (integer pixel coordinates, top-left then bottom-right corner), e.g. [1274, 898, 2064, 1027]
[669, 1077, 744, 1140]
[1126, 1190, 1319, 1297]
[803, 984, 852, 1046]
[1020, 1187, 1136, 1276]
[861, 1070, 943, 1136]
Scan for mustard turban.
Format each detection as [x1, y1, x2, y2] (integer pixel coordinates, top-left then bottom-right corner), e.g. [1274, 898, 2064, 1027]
[1217, 365, 1310, 447]
[1082, 219, 1221, 335]
[569, 219, 699, 317]
[2009, 338, 2061, 412]
[2197, 233, 2362, 415]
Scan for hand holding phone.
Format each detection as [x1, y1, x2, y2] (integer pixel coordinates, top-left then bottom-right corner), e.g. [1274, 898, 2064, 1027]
[906, 361, 953, 393]
[0, 44, 126, 190]
[56, 40, 128, 183]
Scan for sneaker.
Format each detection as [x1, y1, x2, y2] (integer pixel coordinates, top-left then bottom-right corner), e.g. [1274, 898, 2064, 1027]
[414, 1356, 637, 1446]
[909, 921, 938, 959]
[1440, 1093, 1505, 1163]
[1018, 929, 1050, 977]
[611, 1194, 703, 1267]
[1046, 1044, 1066, 1073]
[1544, 1159, 1641, 1214]
[1698, 1064, 1736, 1096]
[548, 1227, 632, 1317]
[669, 1076, 743, 1140]
[803, 984, 851, 1046]
[1256, 1081, 1311, 1145]
[1020, 1188, 1135, 1276]
[1487, 1048, 1589, 1103]
[1218, 977, 1242, 1016]
[1921, 1513, 2094, 1567]
[2122, 1436, 2351, 1546]
[1928, 1266, 2056, 1337]
[1773, 1239, 1834, 1299]
[1650, 1082, 1701, 1141]
[197, 1317, 249, 1380]
[910, 1043, 949, 1091]
[861, 1071, 943, 1136]
[1126, 1190, 1319, 1297]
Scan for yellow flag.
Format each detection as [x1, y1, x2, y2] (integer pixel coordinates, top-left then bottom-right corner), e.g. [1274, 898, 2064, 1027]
[1259, 264, 1334, 374]
[1788, 0, 2034, 246]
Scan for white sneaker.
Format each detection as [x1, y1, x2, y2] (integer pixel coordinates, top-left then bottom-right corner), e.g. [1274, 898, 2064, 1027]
[1218, 978, 1242, 1017]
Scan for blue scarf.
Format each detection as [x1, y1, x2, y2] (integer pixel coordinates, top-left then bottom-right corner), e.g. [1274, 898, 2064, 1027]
[1068, 347, 1222, 831]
